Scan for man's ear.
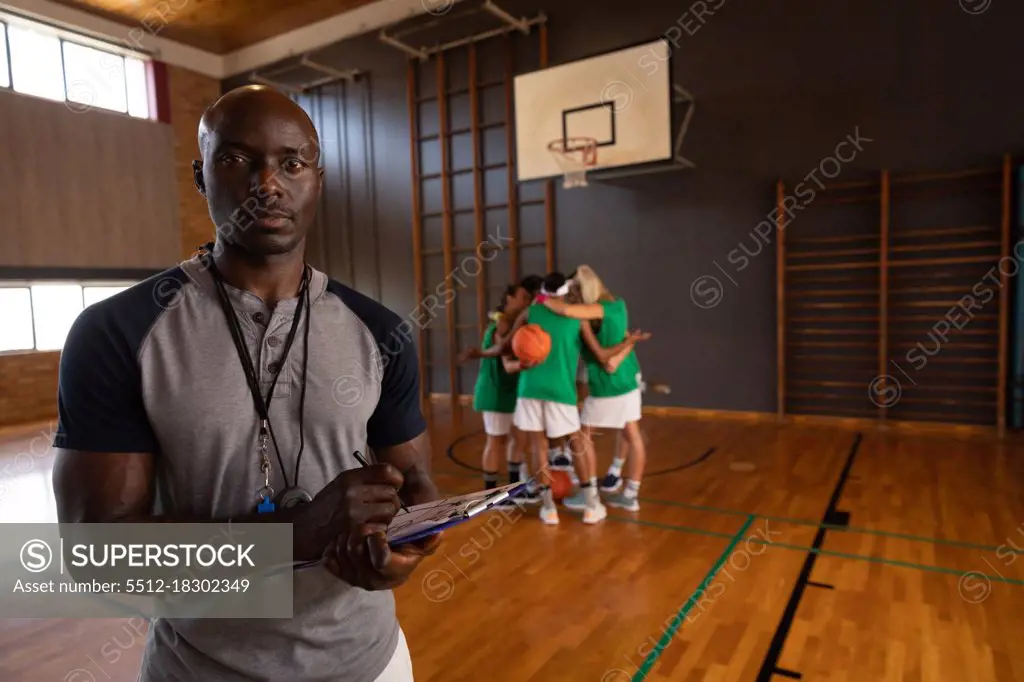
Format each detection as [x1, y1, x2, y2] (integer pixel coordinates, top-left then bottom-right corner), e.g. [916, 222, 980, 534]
[192, 160, 206, 196]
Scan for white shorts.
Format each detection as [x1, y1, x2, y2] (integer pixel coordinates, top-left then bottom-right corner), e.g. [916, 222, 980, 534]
[513, 398, 581, 438]
[374, 628, 413, 682]
[482, 411, 513, 436]
[581, 389, 642, 429]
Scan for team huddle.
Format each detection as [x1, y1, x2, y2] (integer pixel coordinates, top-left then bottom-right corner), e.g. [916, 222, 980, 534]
[462, 267, 651, 525]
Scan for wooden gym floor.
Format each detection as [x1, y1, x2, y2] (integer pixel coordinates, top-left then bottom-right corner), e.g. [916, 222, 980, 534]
[1, 408, 1023, 681]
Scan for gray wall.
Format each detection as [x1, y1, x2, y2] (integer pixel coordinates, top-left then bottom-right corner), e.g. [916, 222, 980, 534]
[226, 0, 1024, 412]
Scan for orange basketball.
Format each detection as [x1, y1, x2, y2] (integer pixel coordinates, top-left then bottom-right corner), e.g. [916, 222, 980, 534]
[548, 470, 573, 501]
[512, 324, 551, 365]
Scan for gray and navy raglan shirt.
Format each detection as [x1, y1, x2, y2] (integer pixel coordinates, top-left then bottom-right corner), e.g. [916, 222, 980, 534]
[53, 251, 426, 682]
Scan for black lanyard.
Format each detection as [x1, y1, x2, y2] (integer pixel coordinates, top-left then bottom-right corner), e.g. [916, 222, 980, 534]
[205, 251, 311, 491]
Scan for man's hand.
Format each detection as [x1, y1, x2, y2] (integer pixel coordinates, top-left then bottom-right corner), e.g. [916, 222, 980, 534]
[324, 525, 443, 590]
[296, 463, 405, 561]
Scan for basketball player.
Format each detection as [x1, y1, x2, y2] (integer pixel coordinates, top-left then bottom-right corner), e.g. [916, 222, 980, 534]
[508, 272, 641, 524]
[469, 283, 534, 494]
[50, 85, 437, 682]
[542, 265, 648, 511]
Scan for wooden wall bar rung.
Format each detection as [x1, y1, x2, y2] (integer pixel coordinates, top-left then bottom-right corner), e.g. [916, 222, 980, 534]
[788, 233, 881, 245]
[419, 121, 506, 141]
[889, 240, 999, 253]
[890, 166, 999, 184]
[415, 79, 505, 102]
[421, 162, 508, 181]
[892, 225, 997, 239]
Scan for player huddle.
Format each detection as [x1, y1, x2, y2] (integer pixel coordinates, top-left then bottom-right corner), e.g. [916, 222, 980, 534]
[462, 267, 651, 525]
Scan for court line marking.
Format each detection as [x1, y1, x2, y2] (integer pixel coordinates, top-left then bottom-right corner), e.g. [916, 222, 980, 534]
[603, 514, 1024, 586]
[442, 432, 1023, 555]
[438, 462, 1024, 556]
[637, 498, 1024, 555]
[433, 478, 1024, 585]
[632, 514, 756, 682]
[756, 432, 861, 682]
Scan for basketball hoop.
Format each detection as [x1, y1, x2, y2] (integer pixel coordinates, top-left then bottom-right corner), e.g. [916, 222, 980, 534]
[547, 137, 598, 189]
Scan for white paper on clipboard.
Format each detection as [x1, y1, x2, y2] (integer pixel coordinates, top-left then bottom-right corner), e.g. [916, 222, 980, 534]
[385, 481, 526, 544]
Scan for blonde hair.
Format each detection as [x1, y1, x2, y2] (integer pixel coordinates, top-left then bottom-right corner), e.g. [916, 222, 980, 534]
[574, 265, 613, 304]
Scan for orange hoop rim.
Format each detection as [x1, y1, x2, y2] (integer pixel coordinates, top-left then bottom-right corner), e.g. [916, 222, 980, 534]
[547, 137, 598, 166]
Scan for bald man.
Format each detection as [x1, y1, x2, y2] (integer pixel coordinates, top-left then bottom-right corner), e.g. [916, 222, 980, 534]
[51, 85, 440, 681]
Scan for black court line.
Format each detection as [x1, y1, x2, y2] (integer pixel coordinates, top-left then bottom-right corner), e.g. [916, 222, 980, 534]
[754, 432, 862, 682]
[445, 430, 716, 477]
[806, 581, 835, 590]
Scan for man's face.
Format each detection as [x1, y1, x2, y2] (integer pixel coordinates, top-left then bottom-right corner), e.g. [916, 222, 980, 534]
[197, 107, 323, 257]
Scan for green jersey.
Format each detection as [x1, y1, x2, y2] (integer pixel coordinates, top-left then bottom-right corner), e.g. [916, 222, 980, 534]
[516, 303, 581, 405]
[583, 298, 640, 398]
[472, 321, 518, 413]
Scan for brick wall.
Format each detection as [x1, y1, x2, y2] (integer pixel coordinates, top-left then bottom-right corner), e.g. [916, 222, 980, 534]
[0, 64, 221, 429]
[168, 64, 222, 260]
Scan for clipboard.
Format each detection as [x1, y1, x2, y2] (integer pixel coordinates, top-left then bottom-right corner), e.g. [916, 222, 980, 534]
[386, 481, 530, 546]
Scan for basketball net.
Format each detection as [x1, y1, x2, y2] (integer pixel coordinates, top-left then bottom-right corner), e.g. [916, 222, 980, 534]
[547, 138, 598, 189]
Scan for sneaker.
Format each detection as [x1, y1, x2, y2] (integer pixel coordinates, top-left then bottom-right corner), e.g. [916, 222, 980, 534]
[539, 506, 560, 525]
[582, 503, 608, 524]
[604, 492, 640, 512]
[599, 473, 622, 493]
[561, 491, 587, 511]
[568, 469, 581, 487]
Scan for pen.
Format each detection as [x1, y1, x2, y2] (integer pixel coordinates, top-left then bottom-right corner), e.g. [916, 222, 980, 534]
[353, 451, 410, 514]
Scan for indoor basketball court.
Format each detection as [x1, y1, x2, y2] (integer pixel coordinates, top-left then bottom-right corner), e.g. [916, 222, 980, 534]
[1, 0, 1024, 681]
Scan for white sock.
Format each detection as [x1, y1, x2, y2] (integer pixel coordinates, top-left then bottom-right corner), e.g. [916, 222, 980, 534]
[624, 479, 641, 499]
[584, 485, 598, 507]
[541, 487, 555, 510]
[589, 476, 598, 489]
[608, 457, 625, 477]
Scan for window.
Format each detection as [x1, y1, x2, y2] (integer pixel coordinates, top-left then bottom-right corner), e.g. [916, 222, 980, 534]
[0, 281, 137, 353]
[83, 284, 129, 307]
[0, 288, 34, 352]
[31, 284, 86, 351]
[8, 23, 64, 102]
[0, 13, 150, 119]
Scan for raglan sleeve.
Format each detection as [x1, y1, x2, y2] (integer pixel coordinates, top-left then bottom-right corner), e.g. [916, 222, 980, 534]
[366, 318, 427, 450]
[52, 305, 160, 454]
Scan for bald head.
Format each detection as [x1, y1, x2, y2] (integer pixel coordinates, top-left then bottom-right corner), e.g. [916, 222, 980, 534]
[198, 85, 320, 161]
[192, 84, 324, 258]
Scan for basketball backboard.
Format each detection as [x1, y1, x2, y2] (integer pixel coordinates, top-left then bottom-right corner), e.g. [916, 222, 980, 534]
[513, 39, 677, 184]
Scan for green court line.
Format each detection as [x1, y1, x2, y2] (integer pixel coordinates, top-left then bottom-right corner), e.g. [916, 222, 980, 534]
[605, 513, 1024, 587]
[632, 515, 755, 682]
[742, 537, 1024, 586]
[638, 496, 1024, 555]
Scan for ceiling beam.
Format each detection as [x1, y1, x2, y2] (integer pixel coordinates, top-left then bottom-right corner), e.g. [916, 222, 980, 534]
[1, 0, 467, 80]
